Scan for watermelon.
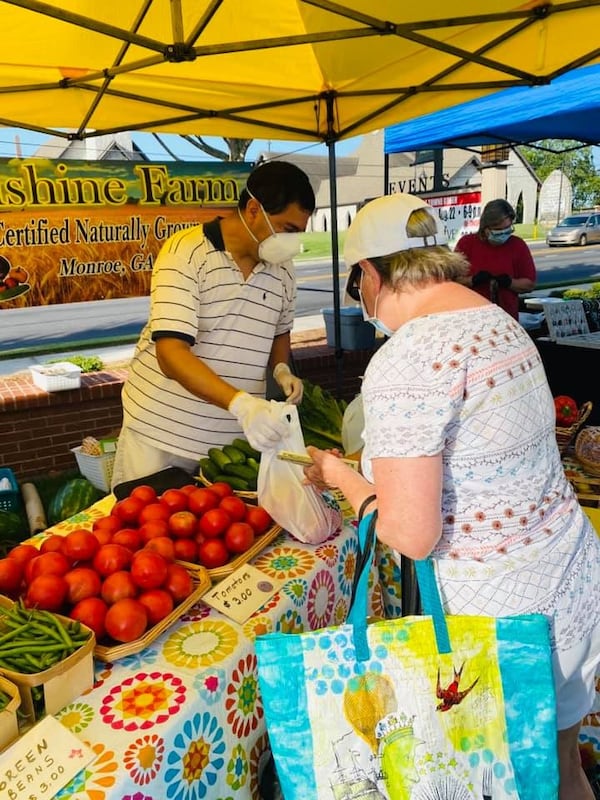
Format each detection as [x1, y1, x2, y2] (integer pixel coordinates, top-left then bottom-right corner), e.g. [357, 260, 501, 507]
[0, 510, 28, 557]
[47, 478, 101, 525]
[0, 510, 27, 539]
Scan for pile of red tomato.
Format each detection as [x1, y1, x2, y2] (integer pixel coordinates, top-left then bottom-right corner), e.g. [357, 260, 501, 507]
[0, 481, 273, 645]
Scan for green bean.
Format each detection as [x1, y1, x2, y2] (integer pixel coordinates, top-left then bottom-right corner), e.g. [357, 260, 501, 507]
[0, 622, 31, 646]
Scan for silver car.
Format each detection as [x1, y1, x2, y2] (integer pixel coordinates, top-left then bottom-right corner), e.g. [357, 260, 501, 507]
[546, 212, 600, 247]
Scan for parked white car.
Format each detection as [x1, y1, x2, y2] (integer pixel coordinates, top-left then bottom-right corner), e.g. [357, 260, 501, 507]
[546, 212, 600, 247]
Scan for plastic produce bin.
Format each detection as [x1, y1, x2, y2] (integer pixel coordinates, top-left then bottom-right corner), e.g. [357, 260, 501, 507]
[322, 307, 376, 350]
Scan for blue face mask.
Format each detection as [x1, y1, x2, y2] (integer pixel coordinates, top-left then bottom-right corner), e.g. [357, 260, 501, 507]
[487, 226, 514, 245]
[358, 279, 394, 338]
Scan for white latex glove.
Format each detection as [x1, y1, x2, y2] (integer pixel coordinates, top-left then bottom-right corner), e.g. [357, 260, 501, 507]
[228, 391, 291, 452]
[273, 362, 304, 404]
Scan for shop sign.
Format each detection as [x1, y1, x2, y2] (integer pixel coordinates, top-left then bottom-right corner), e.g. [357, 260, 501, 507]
[0, 158, 252, 308]
[425, 191, 482, 245]
[204, 564, 284, 624]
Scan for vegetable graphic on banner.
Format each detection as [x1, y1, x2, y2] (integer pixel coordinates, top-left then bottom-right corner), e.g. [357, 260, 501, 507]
[0, 254, 30, 302]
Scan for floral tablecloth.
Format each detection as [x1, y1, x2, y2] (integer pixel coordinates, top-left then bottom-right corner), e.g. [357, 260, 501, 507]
[23, 497, 394, 800]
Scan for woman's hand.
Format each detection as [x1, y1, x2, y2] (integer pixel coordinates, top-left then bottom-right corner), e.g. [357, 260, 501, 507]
[303, 446, 349, 490]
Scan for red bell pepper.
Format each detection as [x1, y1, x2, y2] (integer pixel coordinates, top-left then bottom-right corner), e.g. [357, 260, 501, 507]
[554, 395, 579, 426]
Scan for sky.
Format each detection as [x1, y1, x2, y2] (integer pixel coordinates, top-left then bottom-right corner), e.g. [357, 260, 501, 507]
[0, 128, 364, 162]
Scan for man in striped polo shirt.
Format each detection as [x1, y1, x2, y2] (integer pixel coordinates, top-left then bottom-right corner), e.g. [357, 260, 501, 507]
[111, 161, 315, 487]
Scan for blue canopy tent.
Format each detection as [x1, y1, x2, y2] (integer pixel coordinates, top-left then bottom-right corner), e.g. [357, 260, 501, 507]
[384, 63, 600, 153]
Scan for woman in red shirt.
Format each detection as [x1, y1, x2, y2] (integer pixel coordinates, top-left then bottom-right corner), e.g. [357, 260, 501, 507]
[455, 199, 536, 320]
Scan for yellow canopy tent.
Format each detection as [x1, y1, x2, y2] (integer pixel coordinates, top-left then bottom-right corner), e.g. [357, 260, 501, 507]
[2, 0, 600, 364]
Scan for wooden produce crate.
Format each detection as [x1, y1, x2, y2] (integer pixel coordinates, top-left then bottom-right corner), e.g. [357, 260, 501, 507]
[0, 676, 21, 752]
[0, 597, 95, 729]
[94, 566, 211, 662]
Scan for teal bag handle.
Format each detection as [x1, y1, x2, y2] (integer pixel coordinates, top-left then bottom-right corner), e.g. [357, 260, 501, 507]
[348, 509, 451, 660]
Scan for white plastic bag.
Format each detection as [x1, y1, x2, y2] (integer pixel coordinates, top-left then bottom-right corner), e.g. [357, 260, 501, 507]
[341, 392, 365, 455]
[257, 405, 342, 544]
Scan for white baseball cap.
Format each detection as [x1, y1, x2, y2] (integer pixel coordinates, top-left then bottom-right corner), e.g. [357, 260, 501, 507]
[343, 193, 447, 267]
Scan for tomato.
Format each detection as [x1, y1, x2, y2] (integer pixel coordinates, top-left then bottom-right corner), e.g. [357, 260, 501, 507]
[138, 588, 174, 625]
[92, 543, 133, 577]
[130, 550, 169, 590]
[187, 488, 219, 517]
[219, 495, 247, 522]
[70, 596, 108, 640]
[138, 502, 171, 526]
[93, 515, 122, 535]
[179, 484, 199, 496]
[129, 484, 158, 504]
[244, 505, 273, 535]
[27, 551, 71, 581]
[40, 534, 67, 555]
[0, 557, 23, 596]
[92, 527, 113, 546]
[173, 538, 197, 562]
[160, 489, 189, 514]
[197, 538, 230, 569]
[7, 544, 39, 567]
[168, 510, 198, 539]
[224, 521, 255, 554]
[197, 507, 232, 539]
[25, 573, 68, 611]
[112, 528, 143, 551]
[64, 566, 102, 605]
[101, 570, 138, 604]
[144, 536, 176, 561]
[207, 481, 234, 499]
[104, 598, 148, 643]
[62, 529, 100, 563]
[112, 496, 145, 526]
[163, 563, 195, 602]
[139, 519, 170, 544]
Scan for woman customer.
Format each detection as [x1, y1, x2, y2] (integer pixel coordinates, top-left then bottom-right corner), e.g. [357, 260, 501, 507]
[455, 198, 536, 319]
[304, 192, 600, 800]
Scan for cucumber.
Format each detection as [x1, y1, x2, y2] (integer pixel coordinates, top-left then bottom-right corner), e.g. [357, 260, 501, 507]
[223, 462, 258, 482]
[208, 447, 232, 471]
[246, 457, 260, 473]
[213, 474, 250, 491]
[232, 438, 261, 461]
[223, 463, 257, 490]
[222, 445, 247, 464]
[199, 458, 219, 483]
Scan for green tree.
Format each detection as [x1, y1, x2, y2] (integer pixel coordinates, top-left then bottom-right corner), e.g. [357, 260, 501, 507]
[518, 140, 600, 209]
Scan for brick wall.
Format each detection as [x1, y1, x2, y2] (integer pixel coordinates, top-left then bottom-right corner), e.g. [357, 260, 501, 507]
[0, 332, 376, 484]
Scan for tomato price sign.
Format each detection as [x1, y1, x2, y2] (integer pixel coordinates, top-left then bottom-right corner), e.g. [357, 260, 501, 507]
[0, 715, 94, 800]
[204, 564, 284, 624]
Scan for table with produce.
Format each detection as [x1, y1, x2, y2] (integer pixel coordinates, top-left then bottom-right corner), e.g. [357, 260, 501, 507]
[0, 382, 397, 799]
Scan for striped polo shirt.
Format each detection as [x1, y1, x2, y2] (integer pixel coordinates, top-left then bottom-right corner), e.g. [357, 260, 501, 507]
[122, 219, 296, 459]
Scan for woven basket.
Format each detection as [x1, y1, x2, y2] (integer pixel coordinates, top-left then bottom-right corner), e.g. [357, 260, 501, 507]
[556, 400, 592, 455]
[575, 426, 600, 476]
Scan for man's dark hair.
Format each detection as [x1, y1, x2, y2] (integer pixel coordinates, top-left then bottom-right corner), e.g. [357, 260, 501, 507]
[240, 160, 315, 214]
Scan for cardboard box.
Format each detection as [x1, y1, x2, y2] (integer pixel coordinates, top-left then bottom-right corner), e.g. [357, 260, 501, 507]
[0, 598, 95, 729]
[0, 676, 21, 752]
[322, 307, 376, 350]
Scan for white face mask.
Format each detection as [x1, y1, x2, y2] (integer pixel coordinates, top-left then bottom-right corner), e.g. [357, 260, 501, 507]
[239, 192, 301, 263]
[358, 272, 394, 338]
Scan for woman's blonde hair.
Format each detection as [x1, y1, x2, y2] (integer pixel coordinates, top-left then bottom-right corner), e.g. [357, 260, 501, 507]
[372, 207, 469, 289]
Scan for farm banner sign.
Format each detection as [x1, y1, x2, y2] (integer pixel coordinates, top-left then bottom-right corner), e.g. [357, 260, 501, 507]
[0, 158, 252, 307]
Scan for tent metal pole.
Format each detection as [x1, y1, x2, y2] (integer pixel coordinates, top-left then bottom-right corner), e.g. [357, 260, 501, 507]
[327, 137, 343, 398]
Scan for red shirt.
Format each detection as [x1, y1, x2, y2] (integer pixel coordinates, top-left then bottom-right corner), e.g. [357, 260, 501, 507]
[454, 233, 536, 319]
